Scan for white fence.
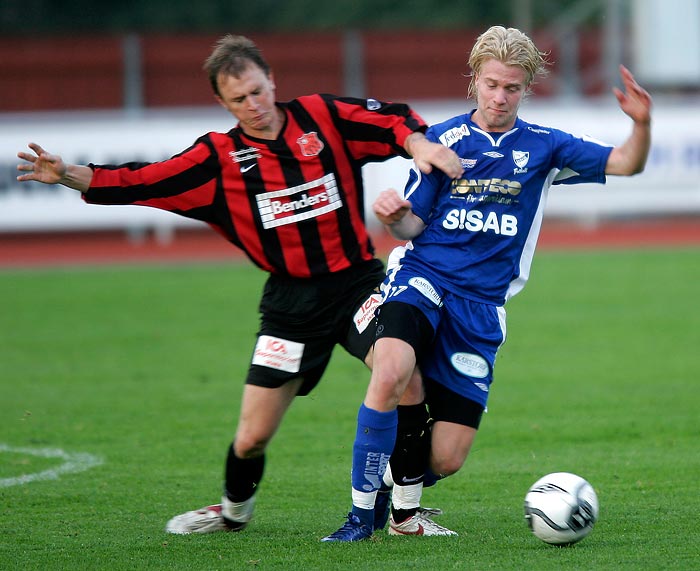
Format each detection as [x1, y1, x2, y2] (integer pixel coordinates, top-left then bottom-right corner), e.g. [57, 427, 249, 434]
[1, 98, 699, 235]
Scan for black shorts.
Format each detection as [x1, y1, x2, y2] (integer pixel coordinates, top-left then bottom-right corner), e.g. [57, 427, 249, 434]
[246, 258, 385, 396]
[424, 377, 484, 429]
[374, 301, 435, 360]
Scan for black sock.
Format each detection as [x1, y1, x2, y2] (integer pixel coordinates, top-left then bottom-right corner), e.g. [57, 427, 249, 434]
[392, 508, 418, 523]
[389, 403, 430, 521]
[390, 403, 431, 487]
[223, 442, 265, 502]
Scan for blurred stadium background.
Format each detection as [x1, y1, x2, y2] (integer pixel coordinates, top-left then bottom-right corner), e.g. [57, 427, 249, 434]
[1, 0, 699, 265]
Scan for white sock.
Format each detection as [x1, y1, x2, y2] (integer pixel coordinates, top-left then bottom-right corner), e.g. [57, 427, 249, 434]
[391, 483, 423, 510]
[382, 463, 394, 488]
[351, 488, 377, 511]
[222, 494, 255, 523]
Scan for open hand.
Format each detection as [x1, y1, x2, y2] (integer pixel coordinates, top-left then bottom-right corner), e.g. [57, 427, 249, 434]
[17, 143, 67, 184]
[613, 65, 652, 125]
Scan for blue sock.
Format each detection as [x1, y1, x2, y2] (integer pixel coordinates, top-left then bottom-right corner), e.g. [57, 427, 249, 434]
[350, 404, 398, 528]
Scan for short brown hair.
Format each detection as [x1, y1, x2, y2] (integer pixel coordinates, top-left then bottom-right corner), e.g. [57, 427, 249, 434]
[203, 35, 271, 96]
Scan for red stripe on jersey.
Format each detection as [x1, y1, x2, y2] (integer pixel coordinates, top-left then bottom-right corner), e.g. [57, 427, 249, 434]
[303, 98, 374, 271]
[333, 99, 424, 159]
[134, 180, 217, 212]
[210, 132, 273, 273]
[284, 101, 353, 273]
[91, 142, 213, 188]
[245, 136, 312, 278]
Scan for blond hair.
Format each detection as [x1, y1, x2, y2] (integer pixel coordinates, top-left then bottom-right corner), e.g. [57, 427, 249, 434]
[467, 26, 550, 100]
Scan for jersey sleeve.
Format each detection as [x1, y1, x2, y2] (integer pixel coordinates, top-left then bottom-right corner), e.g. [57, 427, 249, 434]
[82, 135, 221, 220]
[318, 94, 427, 162]
[551, 130, 612, 186]
[400, 127, 447, 223]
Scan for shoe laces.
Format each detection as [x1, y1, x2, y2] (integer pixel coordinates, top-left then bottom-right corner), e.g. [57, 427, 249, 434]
[413, 509, 456, 535]
[326, 513, 371, 539]
[417, 507, 443, 518]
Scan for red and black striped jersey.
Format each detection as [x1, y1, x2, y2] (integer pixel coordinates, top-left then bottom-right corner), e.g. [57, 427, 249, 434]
[84, 94, 427, 277]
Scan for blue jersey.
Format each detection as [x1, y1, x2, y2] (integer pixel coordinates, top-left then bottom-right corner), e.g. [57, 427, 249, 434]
[399, 110, 613, 306]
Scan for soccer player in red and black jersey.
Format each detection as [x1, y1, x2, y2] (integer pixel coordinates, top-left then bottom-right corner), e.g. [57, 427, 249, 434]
[17, 34, 463, 535]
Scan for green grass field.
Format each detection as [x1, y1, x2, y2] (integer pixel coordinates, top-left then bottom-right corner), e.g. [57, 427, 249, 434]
[1, 247, 699, 570]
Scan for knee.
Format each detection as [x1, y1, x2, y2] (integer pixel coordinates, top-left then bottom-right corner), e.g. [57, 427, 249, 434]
[368, 374, 406, 408]
[366, 364, 417, 410]
[430, 455, 466, 478]
[233, 433, 269, 459]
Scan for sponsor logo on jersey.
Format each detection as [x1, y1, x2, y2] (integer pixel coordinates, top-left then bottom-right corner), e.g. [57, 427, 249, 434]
[252, 335, 304, 373]
[439, 123, 470, 147]
[512, 150, 529, 174]
[297, 132, 325, 156]
[527, 126, 550, 135]
[353, 293, 382, 334]
[442, 209, 518, 236]
[408, 276, 442, 306]
[451, 178, 522, 196]
[229, 147, 262, 163]
[461, 158, 478, 169]
[256, 173, 343, 229]
[483, 151, 504, 158]
[450, 352, 489, 379]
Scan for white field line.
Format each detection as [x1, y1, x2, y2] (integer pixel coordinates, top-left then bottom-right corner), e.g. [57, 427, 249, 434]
[0, 443, 104, 488]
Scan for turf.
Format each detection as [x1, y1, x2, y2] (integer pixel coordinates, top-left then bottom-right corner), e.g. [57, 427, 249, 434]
[1, 247, 699, 570]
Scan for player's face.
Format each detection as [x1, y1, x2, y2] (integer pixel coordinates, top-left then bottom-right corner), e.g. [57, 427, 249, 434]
[216, 64, 281, 139]
[472, 59, 528, 132]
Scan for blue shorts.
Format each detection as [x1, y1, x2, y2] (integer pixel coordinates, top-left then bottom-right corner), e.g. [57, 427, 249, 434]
[379, 266, 507, 408]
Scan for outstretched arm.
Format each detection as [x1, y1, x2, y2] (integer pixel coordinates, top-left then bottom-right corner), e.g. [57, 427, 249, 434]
[373, 188, 426, 240]
[404, 132, 464, 179]
[17, 143, 93, 192]
[605, 66, 652, 176]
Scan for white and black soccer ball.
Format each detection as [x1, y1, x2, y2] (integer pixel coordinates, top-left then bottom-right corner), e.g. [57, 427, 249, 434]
[524, 472, 599, 546]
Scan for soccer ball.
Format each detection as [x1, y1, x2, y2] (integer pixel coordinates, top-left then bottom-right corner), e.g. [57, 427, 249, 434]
[524, 472, 599, 546]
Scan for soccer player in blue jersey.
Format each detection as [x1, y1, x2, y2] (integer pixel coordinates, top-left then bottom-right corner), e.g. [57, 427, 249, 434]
[324, 25, 652, 541]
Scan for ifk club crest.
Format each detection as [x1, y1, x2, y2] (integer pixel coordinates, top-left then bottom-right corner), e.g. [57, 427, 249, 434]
[297, 132, 325, 156]
[512, 150, 529, 169]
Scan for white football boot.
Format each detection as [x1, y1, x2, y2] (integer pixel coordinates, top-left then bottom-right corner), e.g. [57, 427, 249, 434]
[165, 495, 254, 534]
[388, 507, 458, 537]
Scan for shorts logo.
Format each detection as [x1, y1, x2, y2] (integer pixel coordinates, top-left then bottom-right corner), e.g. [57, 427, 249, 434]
[252, 335, 304, 373]
[297, 132, 324, 156]
[256, 173, 343, 229]
[450, 352, 489, 379]
[408, 277, 442, 306]
[353, 293, 382, 334]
